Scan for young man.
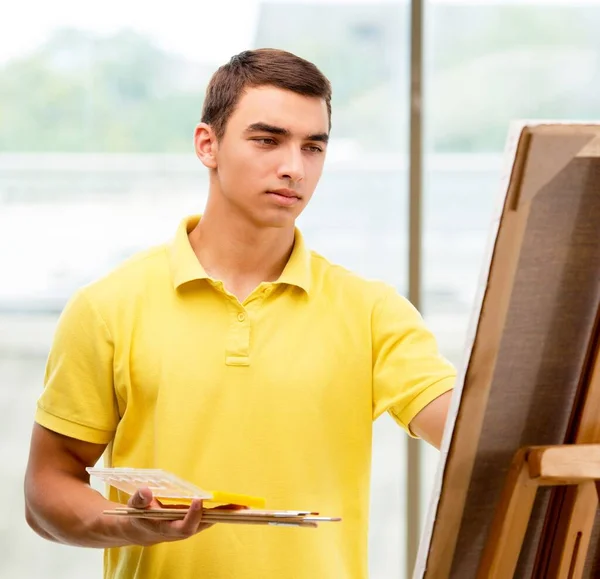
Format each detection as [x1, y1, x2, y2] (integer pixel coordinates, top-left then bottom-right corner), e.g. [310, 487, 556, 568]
[24, 49, 455, 578]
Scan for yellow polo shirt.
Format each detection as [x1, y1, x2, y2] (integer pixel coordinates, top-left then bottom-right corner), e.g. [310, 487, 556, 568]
[36, 215, 455, 579]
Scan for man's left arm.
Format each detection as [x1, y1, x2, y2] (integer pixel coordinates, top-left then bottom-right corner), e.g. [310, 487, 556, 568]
[371, 286, 456, 449]
[409, 390, 453, 450]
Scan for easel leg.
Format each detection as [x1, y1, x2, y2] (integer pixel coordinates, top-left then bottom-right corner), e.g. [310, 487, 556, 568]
[535, 316, 600, 578]
[546, 482, 597, 579]
[477, 449, 539, 579]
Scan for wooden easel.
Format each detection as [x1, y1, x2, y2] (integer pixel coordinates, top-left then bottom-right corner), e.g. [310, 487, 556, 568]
[477, 313, 600, 579]
[414, 124, 600, 579]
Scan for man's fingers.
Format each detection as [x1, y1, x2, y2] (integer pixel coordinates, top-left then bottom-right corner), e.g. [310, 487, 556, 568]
[127, 495, 213, 543]
[175, 499, 207, 535]
[128, 487, 153, 509]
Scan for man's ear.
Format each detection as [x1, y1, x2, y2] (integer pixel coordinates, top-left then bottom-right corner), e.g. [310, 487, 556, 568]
[194, 123, 218, 169]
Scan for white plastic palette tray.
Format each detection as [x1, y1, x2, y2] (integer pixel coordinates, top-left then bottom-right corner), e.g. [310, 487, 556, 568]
[88, 467, 266, 507]
[88, 468, 212, 500]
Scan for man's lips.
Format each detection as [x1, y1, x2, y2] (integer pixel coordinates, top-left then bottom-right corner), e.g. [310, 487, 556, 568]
[266, 189, 302, 206]
[268, 188, 301, 199]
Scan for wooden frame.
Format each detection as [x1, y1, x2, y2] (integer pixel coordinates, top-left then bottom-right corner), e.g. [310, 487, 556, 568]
[407, 0, 425, 574]
[413, 123, 600, 578]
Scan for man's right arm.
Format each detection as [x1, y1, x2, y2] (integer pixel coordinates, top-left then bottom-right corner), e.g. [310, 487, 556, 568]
[24, 423, 210, 548]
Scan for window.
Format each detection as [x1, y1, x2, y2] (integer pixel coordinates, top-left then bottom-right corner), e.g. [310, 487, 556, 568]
[1, 2, 410, 577]
[4, 1, 598, 577]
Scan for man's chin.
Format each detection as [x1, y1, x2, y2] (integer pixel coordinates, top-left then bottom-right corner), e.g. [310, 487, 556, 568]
[252, 208, 302, 229]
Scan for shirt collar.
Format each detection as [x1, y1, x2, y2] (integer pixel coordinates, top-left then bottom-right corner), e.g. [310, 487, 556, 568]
[277, 226, 312, 294]
[168, 215, 312, 295]
[168, 215, 210, 289]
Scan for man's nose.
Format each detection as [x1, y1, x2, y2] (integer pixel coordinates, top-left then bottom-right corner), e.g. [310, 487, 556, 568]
[277, 146, 305, 182]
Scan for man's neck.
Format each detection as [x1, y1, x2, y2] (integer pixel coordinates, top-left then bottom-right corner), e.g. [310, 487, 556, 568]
[188, 203, 295, 294]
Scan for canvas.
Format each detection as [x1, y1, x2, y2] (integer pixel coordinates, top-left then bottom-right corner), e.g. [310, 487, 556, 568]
[414, 123, 600, 579]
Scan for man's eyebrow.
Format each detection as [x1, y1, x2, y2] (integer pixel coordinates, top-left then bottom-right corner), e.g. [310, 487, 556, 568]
[245, 122, 329, 144]
[245, 122, 289, 136]
[307, 132, 329, 144]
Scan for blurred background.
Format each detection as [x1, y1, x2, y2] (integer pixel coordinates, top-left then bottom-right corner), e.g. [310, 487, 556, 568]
[1, 0, 600, 577]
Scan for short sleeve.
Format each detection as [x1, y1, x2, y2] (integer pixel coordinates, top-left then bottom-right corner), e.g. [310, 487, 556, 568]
[372, 287, 456, 436]
[35, 289, 119, 444]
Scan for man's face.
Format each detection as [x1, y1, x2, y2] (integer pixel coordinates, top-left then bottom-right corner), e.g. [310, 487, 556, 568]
[208, 86, 329, 228]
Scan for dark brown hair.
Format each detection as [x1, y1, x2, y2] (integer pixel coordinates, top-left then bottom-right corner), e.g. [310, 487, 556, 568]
[201, 48, 332, 140]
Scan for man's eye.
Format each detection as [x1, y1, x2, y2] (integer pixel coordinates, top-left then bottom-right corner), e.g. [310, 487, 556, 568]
[255, 138, 277, 145]
[305, 145, 324, 153]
